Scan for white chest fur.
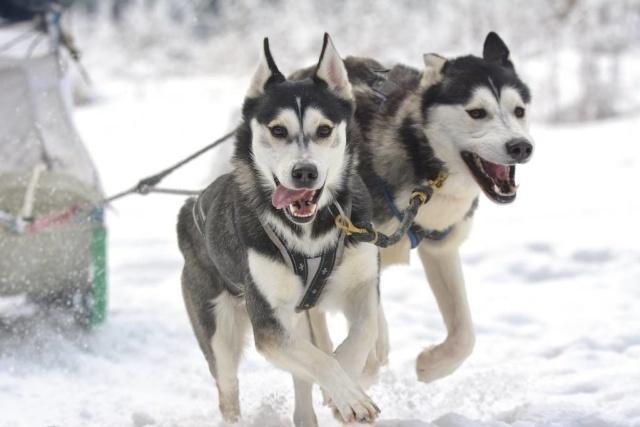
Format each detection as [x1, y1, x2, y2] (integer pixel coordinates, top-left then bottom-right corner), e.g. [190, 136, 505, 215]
[248, 249, 304, 310]
[317, 243, 379, 311]
[247, 242, 378, 314]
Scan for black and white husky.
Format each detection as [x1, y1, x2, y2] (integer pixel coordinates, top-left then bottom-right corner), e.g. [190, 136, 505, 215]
[177, 34, 381, 425]
[296, 32, 534, 383]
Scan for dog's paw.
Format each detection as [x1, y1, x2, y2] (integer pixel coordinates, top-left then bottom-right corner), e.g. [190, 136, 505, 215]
[321, 388, 331, 406]
[416, 338, 473, 383]
[293, 407, 319, 427]
[220, 410, 240, 425]
[327, 387, 380, 424]
[219, 395, 241, 424]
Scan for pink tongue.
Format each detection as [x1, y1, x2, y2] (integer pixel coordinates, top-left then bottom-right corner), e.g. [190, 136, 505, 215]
[272, 185, 310, 209]
[482, 160, 509, 181]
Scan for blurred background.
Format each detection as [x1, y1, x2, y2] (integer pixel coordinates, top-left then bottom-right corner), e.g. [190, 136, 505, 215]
[1, 1, 639, 426]
[71, 0, 640, 122]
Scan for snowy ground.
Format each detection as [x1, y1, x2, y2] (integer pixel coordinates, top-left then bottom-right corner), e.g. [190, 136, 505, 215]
[1, 70, 639, 427]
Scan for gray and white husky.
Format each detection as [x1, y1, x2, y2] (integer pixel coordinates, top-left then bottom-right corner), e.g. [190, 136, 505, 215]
[296, 32, 534, 383]
[177, 34, 381, 425]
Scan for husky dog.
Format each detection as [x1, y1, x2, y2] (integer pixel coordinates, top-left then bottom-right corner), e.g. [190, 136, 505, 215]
[177, 34, 381, 426]
[295, 32, 534, 383]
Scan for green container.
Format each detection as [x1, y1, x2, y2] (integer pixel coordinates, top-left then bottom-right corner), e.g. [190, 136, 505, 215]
[90, 221, 108, 326]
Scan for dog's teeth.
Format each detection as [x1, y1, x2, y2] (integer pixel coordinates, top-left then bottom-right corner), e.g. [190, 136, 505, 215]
[288, 201, 317, 218]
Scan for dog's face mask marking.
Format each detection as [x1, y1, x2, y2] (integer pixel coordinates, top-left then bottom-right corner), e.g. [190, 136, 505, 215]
[244, 35, 353, 224]
[423, 32, 534, 204]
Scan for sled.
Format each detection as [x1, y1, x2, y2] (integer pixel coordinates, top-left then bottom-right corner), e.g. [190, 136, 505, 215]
[0, 171, 107, 326]
[0, 18, 107, 327]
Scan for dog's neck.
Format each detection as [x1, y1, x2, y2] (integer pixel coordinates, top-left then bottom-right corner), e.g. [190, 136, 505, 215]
[261, 185, 349, 257]
[365, 84, 480, 232]
[423, 123, 481, 203]
[260, 208, 341, 257]
[234, 163, 346, 257]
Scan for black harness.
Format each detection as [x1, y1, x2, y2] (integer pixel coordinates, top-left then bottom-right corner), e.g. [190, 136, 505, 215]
[259, 207, 348, 312]
[193, 192, 348, 311]
[369, 68, 400, 108]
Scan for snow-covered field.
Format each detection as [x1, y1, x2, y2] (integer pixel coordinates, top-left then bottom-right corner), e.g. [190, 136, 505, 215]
[1, 68, 639, 427]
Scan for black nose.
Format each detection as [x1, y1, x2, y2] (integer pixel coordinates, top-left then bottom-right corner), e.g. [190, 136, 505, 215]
[291, 163, 318, 188]
[505, 138, 533, 163]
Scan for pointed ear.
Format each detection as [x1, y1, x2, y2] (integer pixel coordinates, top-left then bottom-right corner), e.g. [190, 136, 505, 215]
[421, 53, 447, 87]
[483, 32, 511, 65]
[246, 37, 285, 98]
[314, 33, 352, 100]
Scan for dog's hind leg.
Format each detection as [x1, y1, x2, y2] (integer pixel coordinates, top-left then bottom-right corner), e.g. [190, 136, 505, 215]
[210, 292, 249, 422]
[182, 264, 248, 423]
[416, 231, 475, 383]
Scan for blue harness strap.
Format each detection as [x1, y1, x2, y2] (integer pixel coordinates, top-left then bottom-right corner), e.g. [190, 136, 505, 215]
[381, 183, 453, 249]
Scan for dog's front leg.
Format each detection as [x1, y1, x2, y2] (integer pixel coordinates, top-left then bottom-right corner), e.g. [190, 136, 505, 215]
[416, 235, 475, 383]
[306, 308, 334, 354]
[304, 308, 334, 407]
[253, 323, 379, 424]
[363, 302, 390, 379]
[307, 293, 385, 402]
[244, 282, 379, 423]
[333, 279, 380, 387]
[292, 311, 321, 427]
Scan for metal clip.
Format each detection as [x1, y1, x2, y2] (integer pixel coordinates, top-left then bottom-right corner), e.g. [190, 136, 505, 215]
[428, 172, 448, 189]
[334, 215, 378, 243]
[410, 191, 429, 205]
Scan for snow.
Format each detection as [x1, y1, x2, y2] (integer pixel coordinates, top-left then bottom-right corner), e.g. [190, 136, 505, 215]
[2, 71, 640, 426]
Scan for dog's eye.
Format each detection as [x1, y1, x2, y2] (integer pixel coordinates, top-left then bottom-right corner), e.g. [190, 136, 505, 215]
[270, 125, 288, 139]
[514, 106, 525, 118]
[316, 125, 333, 138]
[466, 108, 487, 119]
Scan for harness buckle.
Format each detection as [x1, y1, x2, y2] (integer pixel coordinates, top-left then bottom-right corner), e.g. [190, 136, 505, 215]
[410, 190, 429, 206]
[334, 215, 378, 242]
[428, 172, 448, 189]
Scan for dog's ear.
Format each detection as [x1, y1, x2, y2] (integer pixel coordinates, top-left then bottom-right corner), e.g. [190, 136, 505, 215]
[246, 37, 286, 98]
[314, 33, 352, 100]
[483, 32, 512, 67]
[421, 53, 447, 87]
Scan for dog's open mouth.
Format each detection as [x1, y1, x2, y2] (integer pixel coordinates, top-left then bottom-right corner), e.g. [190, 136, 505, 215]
[271, 182, 323, 223]
[461, 151, 517, 204]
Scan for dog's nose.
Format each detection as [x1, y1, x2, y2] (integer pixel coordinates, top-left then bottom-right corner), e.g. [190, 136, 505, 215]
[505, 138, 533, 163]
[291, 163, 318, 188]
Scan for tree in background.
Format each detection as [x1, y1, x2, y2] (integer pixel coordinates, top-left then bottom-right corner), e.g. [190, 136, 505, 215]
[64, 0, 640, 123]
